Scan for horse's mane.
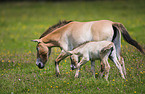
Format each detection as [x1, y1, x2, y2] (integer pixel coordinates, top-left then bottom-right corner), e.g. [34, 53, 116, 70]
[39, 20, 73, 39]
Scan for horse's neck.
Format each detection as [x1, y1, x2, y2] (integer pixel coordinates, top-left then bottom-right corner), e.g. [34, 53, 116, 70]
[41, 30, 61, 47]
[41, 25, 70, 49]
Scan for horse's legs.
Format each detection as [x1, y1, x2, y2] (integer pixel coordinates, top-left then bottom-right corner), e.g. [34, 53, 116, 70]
[110, 51, 125, 79]
[102, 58, 110, 81]
[99, 60, 105, 78]
[75, 57, 88, 78]
[119, 56, 126, 76]
[116, 52, 126, 76]
[55, 50, 69, 76]
[113, 28, 126, 76]
[91, 60, 96, 78]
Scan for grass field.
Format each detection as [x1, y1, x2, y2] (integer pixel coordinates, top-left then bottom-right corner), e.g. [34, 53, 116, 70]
[0, 0, 145, 94]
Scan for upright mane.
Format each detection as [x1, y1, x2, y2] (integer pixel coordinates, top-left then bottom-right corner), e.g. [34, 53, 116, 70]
[39, 20, 73, 39]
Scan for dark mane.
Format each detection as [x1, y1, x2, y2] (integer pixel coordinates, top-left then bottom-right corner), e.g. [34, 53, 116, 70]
[39, 20, 73, 39]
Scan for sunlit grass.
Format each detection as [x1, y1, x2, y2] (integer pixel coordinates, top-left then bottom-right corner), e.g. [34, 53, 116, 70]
[0, 0, 145, 94]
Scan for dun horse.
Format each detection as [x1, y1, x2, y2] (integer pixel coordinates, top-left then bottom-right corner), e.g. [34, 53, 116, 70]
[32, 20, 144, 76]
[66, 41, 125, 80]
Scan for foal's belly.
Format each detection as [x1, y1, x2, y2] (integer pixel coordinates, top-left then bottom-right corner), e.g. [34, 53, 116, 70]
[89, 51, 100, 61]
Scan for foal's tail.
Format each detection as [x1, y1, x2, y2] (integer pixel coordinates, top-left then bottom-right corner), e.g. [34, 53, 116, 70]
[113, 23, 144, 54]
[101, 43, 114, 54]
[67, 51, 73, 55]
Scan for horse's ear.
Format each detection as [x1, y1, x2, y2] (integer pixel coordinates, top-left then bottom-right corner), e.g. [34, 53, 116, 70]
[31, 39, 42, 43]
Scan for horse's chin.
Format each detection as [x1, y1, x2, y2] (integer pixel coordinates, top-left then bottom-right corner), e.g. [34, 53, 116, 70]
[38, 66, 44, 69]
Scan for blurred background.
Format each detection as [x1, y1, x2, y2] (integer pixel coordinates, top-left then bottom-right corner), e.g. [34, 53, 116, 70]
[0, 0, 145, 93]
[0, 0, 121, 2]
[0, 0, 145, 53]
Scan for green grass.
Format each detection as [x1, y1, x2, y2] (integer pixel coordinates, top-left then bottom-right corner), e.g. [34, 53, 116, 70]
[0, 0, 145, 94]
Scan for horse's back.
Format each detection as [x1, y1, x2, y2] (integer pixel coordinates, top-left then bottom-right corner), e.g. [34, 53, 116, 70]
[91, 20, 114, 41]
[69, 20, 114, 42]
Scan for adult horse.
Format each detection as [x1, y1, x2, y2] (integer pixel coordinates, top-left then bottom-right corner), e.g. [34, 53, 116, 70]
[32, 20, 144, 76]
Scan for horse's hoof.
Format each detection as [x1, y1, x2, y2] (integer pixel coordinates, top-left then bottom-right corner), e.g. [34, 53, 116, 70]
[71, 65, 77, 70]
[75, 75, 79, 78]
[71, 67, 75, 70]
[56, 73, 60, 77]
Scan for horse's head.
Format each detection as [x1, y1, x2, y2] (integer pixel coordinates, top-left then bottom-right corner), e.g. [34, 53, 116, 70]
[32, 39, 51, 69]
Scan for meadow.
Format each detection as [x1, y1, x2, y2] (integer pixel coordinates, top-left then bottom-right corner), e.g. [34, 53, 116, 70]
[0, 0, 145, 93]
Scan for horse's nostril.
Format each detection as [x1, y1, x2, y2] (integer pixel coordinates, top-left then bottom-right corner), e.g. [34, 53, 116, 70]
[38, 63, 41, 67]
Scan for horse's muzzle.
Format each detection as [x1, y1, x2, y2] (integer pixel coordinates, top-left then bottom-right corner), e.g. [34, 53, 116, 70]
[37, 63, 44, 69]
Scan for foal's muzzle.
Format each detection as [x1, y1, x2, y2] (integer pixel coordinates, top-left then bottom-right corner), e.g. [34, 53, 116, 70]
[71, 64, 77, 70]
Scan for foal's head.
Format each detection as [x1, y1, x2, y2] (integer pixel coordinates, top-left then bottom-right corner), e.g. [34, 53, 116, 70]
[32, 39, 51, 69]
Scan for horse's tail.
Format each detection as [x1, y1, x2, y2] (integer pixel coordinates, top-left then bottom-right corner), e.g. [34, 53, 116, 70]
[113, 23, 144, 54]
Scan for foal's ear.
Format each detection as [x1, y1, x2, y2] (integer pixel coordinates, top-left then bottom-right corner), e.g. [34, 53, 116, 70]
[31, 39, 42, 43]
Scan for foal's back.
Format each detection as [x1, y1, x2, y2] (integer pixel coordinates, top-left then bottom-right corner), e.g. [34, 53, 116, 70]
[72, 41, 114, 59]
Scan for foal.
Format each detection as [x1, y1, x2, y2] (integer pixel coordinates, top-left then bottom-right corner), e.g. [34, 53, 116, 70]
[66, 41, 125, 81]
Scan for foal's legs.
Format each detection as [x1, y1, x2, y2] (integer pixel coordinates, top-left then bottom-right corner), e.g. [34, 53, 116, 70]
[75, 57, 89, 78]
[91, 60, 96, 78]
[55, 50, 69, 76]
[99, 61, 105, 78]
[70, 57, 76, 70]
[102, 58, 110, 81]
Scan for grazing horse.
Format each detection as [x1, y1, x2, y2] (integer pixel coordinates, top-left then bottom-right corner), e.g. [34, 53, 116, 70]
[66, 41, 125, 80]
[32, 20, 144, 76]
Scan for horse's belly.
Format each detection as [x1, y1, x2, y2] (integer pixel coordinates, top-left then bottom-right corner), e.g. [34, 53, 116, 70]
[71, 22, 93, 47]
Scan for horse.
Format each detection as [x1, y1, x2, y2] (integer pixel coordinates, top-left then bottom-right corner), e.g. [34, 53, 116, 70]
[66, 41, 125, 80]
[32, 20, 144, 76]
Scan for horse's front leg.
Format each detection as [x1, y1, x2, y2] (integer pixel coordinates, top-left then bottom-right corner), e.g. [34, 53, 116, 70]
[55, 50, 68, 76]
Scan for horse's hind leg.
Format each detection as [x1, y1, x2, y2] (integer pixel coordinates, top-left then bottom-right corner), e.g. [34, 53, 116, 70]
[119, 56, 126, 76]
[116, 52, 126, 76]
[112, 26, 126, 76]
[110, 51, 125, 79]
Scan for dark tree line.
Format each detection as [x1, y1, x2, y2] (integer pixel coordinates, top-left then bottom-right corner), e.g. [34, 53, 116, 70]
[0, 0, 113, 2]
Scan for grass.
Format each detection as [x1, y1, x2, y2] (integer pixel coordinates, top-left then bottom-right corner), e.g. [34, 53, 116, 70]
[0, 0, 145, 94]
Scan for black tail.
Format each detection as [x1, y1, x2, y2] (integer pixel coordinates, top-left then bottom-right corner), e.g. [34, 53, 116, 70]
[113, 23, 144, 54]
